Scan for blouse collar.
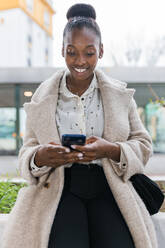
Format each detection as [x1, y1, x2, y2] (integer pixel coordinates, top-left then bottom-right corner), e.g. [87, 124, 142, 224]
[59, 69, 98, 98]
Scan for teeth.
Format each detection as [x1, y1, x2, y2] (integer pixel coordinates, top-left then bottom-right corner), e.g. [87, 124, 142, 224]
[74, 68, 87, 73]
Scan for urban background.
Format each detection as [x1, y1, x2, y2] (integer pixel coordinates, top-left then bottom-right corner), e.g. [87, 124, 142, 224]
[0, 0, 165, 158]
[0, 0, 165, 244]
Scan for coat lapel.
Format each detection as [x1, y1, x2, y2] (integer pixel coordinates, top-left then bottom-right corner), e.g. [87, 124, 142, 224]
[96, 69, 135, 142]
[24, 95, 61, 145]
[23, 70, 65, 145]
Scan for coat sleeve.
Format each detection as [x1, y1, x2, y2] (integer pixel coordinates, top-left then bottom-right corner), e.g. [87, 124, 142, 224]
[110, 98, 153, 182]
[18, 117, 52, 184]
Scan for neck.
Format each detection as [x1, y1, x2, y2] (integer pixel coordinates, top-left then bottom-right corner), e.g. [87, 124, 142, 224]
[67, 73, 94, 91]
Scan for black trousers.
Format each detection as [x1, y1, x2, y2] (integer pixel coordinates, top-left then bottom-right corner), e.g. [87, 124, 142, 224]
[48, 163, 135, 248]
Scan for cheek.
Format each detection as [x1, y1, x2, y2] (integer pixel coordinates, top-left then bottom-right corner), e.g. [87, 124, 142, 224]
[89, 56, 98, 67]
[64, 56, 74, 65]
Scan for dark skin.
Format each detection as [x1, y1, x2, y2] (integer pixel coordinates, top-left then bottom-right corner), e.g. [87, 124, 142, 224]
[62, 27, 103, 96]
[34, 27, 120, 169]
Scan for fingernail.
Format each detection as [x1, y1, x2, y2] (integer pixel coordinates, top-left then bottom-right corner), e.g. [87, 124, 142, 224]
[65, 148, 70, 153]
[71, 145, 76, 149]
[78, 153, 83, 158]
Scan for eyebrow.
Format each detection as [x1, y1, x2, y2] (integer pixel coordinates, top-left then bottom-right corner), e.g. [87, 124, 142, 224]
[67, 44, 95, 48]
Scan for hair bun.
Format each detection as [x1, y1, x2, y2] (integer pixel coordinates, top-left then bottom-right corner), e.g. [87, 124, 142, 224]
[66, 3, 96, 20]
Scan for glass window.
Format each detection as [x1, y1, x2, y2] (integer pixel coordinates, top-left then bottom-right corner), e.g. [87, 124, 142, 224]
[19, 84, 38, 142]
[19, 107, 26, 148]
[47, 0, 53, 6]
[145, 102, 165, 153]
[0, 84, 38, 154]
[27, 34, 32, 52]
[27, 58, 32, 67]
[20, 84, 38, 107]
[28, 35, 32, 44]
[0, 108, 16, 154]
[0, 18, 4, 25]
[45, 48, 49, 63]
[0, 85, 15, 107]
[45, 34, 49, 64]
[0, 85, 16, 154]
[44, 10, 50, 28]
[26, 0, 33, 12]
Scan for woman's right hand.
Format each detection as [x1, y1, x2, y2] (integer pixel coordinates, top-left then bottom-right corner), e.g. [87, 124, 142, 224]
[34, 142, 84, 169]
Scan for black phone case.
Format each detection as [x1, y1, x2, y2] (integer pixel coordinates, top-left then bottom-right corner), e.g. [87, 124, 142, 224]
[62, 134, 86, 147]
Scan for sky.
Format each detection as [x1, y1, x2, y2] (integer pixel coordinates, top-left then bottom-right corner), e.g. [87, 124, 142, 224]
[52, 0, 165, 67]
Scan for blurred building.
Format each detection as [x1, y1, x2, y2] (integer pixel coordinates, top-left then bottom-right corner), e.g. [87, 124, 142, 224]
[0, 0, 55, 67]
[0, 67, 165, 155]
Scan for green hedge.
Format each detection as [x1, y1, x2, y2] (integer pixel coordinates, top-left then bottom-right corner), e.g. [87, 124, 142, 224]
[0, 181, 27, 214]
[0, 181, 164, 214]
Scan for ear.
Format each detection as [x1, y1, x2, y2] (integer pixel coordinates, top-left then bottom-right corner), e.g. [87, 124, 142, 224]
[99, 43, 104, 59]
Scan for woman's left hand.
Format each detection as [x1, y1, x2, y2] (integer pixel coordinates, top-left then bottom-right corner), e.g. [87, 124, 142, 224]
[71, 136, 118, 163]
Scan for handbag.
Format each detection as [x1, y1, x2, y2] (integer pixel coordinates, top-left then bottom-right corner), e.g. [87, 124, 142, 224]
[130, 173, 164, 215]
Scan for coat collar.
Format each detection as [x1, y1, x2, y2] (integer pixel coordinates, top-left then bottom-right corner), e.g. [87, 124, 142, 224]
[95, 69, 135, 141]
[24, 68, 135, 144]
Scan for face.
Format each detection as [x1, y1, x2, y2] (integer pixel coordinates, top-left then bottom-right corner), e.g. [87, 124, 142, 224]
[62, 27, 103, 82]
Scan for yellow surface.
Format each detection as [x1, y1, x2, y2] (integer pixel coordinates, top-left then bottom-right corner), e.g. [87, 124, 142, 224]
[0, 0, 19, 10]
[0, 0, 55, 36]
[41, 0, 55, 14]
[21, 6, 53, 36]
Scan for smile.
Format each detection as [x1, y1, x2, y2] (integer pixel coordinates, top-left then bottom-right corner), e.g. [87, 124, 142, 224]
[74, 68, 88, 73]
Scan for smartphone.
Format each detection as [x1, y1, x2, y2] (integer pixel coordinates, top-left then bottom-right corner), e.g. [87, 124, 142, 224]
[62, 134, 86, 148]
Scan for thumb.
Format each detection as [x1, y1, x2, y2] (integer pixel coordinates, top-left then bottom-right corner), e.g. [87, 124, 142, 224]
[49, 142, 59, 145]
[86, 136, 97, 144]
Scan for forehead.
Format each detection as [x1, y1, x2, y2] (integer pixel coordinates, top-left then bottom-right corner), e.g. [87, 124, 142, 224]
[64, 27, 100, 48]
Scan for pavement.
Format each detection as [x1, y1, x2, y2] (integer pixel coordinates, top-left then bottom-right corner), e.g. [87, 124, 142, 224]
[0, 153, 164, 179]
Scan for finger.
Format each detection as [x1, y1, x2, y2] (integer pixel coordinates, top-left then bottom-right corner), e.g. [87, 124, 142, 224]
[83, 151, 96, 158]
[48, 145, 70, 154]
[52, 153, 84, 165]
[76, 157, 94, 163]
[82, 155, 96, 162]
[50, 155, 78, 165]
[67, 155, 82, 164]
[49, 142, 59, 145]
[66, 152, 84, 160]
[71, 144, 94, 152]
[59, 147, 71, 153]
[86, 136, 98, 144]
[50, 151, 83, 162]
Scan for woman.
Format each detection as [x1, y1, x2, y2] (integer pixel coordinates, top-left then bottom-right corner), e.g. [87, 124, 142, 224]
[2, 3, 157, 248]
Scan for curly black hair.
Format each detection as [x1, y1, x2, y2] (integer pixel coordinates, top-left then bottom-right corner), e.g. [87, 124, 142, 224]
[63, 3, 101, 43]
[66, 3, 96, 20]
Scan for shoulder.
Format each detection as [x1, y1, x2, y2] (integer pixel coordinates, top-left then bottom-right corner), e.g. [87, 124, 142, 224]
[95, 68, 128, 91]
[31, 69, 66, 103]
[95, 68, 136, 108]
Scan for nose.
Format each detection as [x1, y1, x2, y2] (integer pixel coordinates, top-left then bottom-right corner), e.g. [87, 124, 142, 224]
[75, 54, 86, 66]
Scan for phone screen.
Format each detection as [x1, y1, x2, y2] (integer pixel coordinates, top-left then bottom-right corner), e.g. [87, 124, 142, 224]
[62, 134, 86, 147]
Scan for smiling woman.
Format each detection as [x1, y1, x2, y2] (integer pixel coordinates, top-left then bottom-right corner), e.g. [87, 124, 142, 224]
[62, 7, 103, 96]
[62, 30, 102, 95]
[1, 3, 158, 248]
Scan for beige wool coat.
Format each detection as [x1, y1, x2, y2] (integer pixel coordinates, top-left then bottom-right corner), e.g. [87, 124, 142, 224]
[1, 69, 158, 248]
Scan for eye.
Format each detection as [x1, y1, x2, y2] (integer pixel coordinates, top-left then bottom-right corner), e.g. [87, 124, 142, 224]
[67, 50, 76, 56]
[86, 52, 95, 57]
